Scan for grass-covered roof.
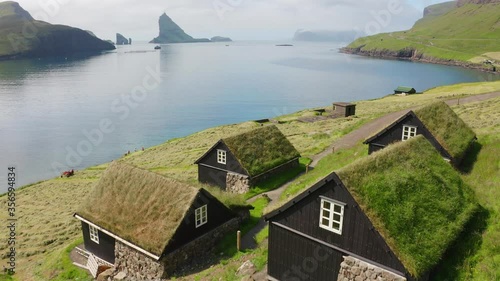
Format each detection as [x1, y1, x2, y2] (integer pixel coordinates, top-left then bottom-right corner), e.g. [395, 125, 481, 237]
[395, 86, 415, 92]
[77, 162, 200, 256]
[223, 125, 300, 177]
[414, 101, 476, 160]
[336, 136, 478, 277]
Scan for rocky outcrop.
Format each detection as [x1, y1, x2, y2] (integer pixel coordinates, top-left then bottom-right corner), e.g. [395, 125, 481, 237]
[337, 256, 407, 281]
[0, 1, 115, 60]
[116, 33, 130, 45]
[150, 13, 209, 44]
[210, 36, 232, 42]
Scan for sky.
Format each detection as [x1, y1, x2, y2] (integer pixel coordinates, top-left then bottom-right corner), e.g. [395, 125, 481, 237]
[14, 0, 451, 41]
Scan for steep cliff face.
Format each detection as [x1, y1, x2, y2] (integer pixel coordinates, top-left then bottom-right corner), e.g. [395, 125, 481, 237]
[116, 33, 130, 45]
[0, 1, 115, 59]
[150, 13, 209, 43]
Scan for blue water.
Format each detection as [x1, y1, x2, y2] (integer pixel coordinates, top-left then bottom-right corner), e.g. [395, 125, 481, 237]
[0, 41, 496, 191]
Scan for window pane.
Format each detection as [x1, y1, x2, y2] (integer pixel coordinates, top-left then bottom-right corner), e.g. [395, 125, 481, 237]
[322, 210, 330, 218]
[334, 205, 342, 213]
[321, 218, 329, 226]
[334, 214, 341, 222]
[323, 201, 331, 209]
[332, 222, 340, 230]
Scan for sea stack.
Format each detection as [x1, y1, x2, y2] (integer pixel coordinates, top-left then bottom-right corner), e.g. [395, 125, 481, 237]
[149, 12, 210, 43]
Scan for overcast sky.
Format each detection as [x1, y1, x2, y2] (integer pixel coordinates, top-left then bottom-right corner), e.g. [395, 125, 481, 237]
[15, 0, 450, 41]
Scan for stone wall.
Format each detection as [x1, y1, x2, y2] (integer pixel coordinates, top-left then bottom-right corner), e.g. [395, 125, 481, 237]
[226, 172, 250, 194]
[162, 217, 240, 276]
[337, 256, 406, 281]
[114, 241, 164, 280]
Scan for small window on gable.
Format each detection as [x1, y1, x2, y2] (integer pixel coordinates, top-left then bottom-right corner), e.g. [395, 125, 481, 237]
[217, 149, 227, 164]
[195, 205, 208, 228]
[319, 198, 344, 235]
[89, 225, 99, 244]
[402, 125, 417, 141]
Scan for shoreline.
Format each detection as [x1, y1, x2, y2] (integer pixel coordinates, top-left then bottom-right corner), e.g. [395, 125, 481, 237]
[339, 47, 499, 74]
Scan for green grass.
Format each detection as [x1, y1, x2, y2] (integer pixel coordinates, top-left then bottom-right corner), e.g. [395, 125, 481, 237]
[244, 157, 310, 200]
[35, 239, 92, 281]
[346, 2, 500, 64]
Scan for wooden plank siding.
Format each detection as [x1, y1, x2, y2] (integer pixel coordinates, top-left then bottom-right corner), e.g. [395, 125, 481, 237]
[268, 176, 411, 280]
[366, 113, 452, 161]
[81, 221, 116, 264]
[162, 189, 236, 254]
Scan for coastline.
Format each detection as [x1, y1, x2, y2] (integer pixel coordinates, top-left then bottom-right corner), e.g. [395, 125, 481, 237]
[339, 47, 499, 74]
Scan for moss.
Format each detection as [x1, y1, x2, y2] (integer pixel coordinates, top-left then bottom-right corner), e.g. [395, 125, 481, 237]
[337, 136, 478, 277]
[224, 125, 300, 176]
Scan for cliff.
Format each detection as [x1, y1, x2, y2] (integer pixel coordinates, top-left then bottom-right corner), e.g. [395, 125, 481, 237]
[116, 33, 130, 45]
[342, 0, 500, 72]
[0, 1, 115, 59]
[210, 36, 232, 42]
[150, 13, 209, 44]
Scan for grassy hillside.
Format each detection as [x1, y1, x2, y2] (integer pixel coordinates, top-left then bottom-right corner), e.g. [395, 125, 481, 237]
[0, 81, 499, 280]
[344, 1, 500, 69]
[0, 1, 114, 59]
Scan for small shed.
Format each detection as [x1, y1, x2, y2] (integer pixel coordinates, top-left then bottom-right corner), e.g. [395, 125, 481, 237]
[74, 162, 238, 280]
[394, 86, 416, 95]
[332, 102, 356, 117]
[195, 125, 300, 193]
[363, 101, 476, 166]
[265, 136, 477, 281]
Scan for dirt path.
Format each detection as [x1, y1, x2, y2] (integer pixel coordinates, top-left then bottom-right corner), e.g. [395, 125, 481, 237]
[241, 91, 500, 250]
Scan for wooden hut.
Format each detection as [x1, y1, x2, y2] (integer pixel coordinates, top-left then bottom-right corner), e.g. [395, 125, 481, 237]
[332, 102, 356, 117]
[74, 162, 238, 280]
[394, 86, 416, 95]
[265, 136, 477, 281]
[364, 101, 476, 166]
[195, 125, 300, 193]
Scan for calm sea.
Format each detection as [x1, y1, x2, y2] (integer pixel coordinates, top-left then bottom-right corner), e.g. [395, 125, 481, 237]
[0, 41, 496, 192]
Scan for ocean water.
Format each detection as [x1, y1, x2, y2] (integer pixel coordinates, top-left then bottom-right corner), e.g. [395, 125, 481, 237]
[0, 41, 496, 191]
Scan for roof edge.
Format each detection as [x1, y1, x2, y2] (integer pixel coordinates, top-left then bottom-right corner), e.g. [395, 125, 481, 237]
[194, 139, 223, 164]
[364, 110, 415, 144]
[74, 213, 160, 260]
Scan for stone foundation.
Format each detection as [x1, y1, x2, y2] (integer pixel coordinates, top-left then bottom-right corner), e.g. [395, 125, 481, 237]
[111, 218, 240, 280]
[337, 256, 406, 281]
[226, 172, 250, 194]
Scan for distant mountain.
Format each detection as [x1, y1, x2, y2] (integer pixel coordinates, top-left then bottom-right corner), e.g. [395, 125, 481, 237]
[342, 0, 500, 71]
[0, 1, 115, 59]
[211, 36, 232, 42]
[150, 13, 210, 44]
[293, 29, 362, 42]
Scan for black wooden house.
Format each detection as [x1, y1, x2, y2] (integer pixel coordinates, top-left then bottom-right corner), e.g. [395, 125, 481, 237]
[265, 136, 477, 281]
[364, 101, 476, 166]
[195, 125, 300, 193]
[74, 162, 238, 280]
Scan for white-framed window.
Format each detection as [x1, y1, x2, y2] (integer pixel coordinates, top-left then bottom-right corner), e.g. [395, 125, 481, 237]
[319, 198, 344, 235]
[217, 149, 227, 164]
[195, 205, 208, 228]
[89, 225, 99, 244]
[402, 125, 417, 141]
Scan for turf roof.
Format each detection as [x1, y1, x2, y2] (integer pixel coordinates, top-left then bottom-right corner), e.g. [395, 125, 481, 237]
[395, 86, 415, 92]
[413, 101, 476, 160]
[336, 136, 478, 277]
[76, 162, 200, 256]
[223, 125, 300, 177]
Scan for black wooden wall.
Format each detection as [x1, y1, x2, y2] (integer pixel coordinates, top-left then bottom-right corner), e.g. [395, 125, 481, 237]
[162, 189, 236, 254]
[367, 114, 451, 161]
[81, 221, 116, 264]
[197, 141, 248, 189]
[268, 177, 409, 281]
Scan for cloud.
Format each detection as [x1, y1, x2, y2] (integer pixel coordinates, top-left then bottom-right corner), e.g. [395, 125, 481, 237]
[13, 0, 450, 41]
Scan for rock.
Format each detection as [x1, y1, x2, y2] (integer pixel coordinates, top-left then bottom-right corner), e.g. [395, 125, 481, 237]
[0, 2, 115, 59]
[150, 13, 210, 44]
[237, 260, 256, 276]
[114, 271, 127, 280]
[211, 36, 232, 42]
[97, 268, 114, 281]
[116, 33, 130, 45]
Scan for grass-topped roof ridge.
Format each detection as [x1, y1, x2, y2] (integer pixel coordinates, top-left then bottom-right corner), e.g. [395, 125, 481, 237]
[76, 162, 200, 256]
[414, 101, 476, 160]
[336, 136, 478, 277]
[223, 125, 300, 176]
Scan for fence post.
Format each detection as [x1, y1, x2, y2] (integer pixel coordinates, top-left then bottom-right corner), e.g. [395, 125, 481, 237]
[237, 230, 241, 251]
